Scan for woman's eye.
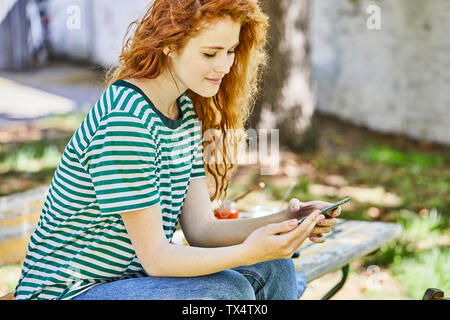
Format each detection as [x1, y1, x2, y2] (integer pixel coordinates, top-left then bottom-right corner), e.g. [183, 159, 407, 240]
[203, 51, 236, 58]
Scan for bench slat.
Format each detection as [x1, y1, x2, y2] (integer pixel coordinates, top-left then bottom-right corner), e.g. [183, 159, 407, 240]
[292, 219, 403, 282]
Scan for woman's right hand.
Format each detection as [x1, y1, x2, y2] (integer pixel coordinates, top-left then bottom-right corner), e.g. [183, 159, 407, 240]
[241, 210, 325, 265]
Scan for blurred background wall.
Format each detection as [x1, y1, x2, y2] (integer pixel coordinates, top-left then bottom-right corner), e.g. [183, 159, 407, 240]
[46, 0, 150, 66]
[0, 0, 47, 69]
[311, 0, 450, 145]
[1, 0, 449, 145]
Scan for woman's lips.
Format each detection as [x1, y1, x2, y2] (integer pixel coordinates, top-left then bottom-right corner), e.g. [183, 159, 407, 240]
[206, 78, 222, 85]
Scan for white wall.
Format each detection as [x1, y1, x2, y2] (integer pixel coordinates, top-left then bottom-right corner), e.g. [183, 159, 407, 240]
[47, 0, 151, 66]
[46, 0, 450, 145]
[311, 0, 450, 145]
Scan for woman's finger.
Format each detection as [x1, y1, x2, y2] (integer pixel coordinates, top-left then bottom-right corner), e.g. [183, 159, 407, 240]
[265, 219, 299, 236]
[331, 206, 341, 217]
[298, 210, 324, 232]
[309, 232, 323, 239]
[316, 218, 337, 227]
[309, 235, 325, 243]
[311, 226, 331, 234]
[292, 211, 325, 242]
[286, 198, 302, 216]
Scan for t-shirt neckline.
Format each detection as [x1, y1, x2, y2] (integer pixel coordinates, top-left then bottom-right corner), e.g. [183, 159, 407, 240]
[112, 79, 184, 129]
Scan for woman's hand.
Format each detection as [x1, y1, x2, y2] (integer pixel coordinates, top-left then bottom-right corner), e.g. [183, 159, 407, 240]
[242, 210, 325, 265]
[285, 199, 342, 243]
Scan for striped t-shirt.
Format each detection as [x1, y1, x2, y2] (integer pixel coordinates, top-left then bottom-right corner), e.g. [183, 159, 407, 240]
[14, 80, 206, 300]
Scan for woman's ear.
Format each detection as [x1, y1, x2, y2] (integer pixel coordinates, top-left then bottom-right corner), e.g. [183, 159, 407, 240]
[163, 47, 170, 56]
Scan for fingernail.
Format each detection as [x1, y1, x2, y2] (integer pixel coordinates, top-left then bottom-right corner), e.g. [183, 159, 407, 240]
[319, 214, 325, 221]
[289, 219, 298, 226]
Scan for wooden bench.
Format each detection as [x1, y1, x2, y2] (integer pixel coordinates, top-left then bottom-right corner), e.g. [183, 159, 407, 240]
[176, 210, 404, 300]
[292, 218, 402, 299]
[229, 208, 405, 299]
[0, 186, 416, 300]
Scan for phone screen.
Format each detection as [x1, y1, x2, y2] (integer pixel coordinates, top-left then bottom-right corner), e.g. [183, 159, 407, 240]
[298, 197, 351, 224]
[320, 197, 351, 216]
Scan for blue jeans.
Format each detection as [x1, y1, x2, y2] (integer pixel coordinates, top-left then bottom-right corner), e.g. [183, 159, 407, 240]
[73, 259, 308, 300]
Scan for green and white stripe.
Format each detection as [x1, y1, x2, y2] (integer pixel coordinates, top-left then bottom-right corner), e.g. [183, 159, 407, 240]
[14, 81, 205, 300]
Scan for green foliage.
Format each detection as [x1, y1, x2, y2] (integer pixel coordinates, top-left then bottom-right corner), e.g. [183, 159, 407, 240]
[274, 135, 448, 298]
[365, 208, 447, 264]
[359, 145, 447, 168]
[296, 177, 310, 195]
[392, 247, 450, 299]
[361, 208, 449, 298]
[0, 143, 62, 173]
[351, 144, 450, 218]
[35, 111, 86, 131]
[0, 112, 84, 175]
[0, 263, 22, 293]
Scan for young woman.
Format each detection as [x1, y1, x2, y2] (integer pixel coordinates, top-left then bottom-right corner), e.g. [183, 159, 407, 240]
[14, 0, 340, 300]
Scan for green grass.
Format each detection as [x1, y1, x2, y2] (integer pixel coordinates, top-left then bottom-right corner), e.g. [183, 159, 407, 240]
[364, 208, 448, 265]
[0, 112, 86, 195]
[359, 145, 448, 168]
[0, 143, 62, 173]
[392, 246, 450, 299]
[35, 111, 87, 131]
[0, 112, 86, 174]
[361, 146, 449, 218]
[245, 139, 450, 299]
[0, 263, 22, 294]
[331, 144, 449, 298]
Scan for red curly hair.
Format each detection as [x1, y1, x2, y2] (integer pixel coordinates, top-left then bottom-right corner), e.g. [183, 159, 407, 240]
[105, 0, 269, 202]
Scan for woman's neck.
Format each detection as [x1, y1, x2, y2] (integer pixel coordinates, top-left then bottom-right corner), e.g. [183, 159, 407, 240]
[125, 72, 186, 120]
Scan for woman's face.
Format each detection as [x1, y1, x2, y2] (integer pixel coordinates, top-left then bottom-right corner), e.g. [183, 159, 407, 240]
[167, 16, 241, 97]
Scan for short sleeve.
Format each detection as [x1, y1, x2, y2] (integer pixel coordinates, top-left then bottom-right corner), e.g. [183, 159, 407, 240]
[190, 120, 206, 180]
[85, 112, 160, 215]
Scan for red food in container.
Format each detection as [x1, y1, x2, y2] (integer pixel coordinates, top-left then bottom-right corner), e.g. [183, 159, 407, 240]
[213, 207, 240, 219]
[212, 182, 265, 220]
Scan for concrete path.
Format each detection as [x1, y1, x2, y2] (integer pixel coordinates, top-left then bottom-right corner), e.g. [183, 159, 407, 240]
[0, 61, 105, 126]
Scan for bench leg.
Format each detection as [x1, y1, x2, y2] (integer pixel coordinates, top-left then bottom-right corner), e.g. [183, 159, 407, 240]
[320, 264, 349, 300]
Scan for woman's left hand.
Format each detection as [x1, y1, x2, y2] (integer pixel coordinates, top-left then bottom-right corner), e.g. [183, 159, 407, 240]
[285, 199, 341, 243]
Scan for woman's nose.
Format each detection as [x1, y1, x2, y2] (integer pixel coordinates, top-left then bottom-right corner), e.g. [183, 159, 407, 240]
[214, 65, 229, 75]
[214, 57, 233, 75]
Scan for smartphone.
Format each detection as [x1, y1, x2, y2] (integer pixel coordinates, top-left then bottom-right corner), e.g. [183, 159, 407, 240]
[320, 197, 351, 216]
[298, 197, 351, 224]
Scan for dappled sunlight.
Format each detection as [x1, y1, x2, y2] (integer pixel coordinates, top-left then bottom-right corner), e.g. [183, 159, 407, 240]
[0, 115, 84, 144]
[309, 183, 402, 207]
[0, 145, 61, 174]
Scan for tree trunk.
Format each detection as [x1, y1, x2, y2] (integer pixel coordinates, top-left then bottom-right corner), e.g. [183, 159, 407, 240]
[248, 0, 317, 152]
